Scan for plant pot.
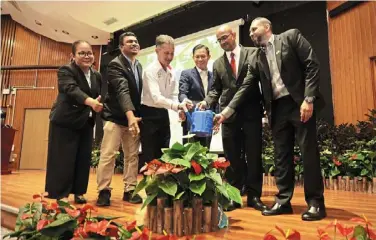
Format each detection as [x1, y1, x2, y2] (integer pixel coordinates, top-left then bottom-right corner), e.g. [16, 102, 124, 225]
[173, 199, 184, 236]
[192, 197, 203, 234]
[183, 207, 193, 235]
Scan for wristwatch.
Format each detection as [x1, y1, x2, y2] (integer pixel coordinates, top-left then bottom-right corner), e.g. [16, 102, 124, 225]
[304, 96, 316, 104]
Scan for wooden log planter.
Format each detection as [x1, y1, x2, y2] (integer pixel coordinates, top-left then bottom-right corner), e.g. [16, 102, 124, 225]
[145, 197, 220, 237]
[263, 174, 376, 194]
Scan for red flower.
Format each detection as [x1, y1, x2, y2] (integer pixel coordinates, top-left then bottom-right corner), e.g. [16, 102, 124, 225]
[293, 156, 300, 163]
[332, 157, 342, 166]
[350, 154, 357, 160]
[275, 226, 301, 240]
[21, 213, 33, 220]
[73, 226, 89, 238]
[213, 160, 230, 170]
[129, 227, 150, 240]
[264, 230, 278, 240]
[125, 220, 137, 231]
[317, 228, 331, 240]
[65, 207, 81, 218]
[81, 204, 97, 213]
[37, 219, 50, 231]
[350, 215, 373, 227]
[191, 160, 202, 175]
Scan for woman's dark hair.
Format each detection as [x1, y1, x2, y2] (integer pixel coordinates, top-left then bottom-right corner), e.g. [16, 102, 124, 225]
[192, 44, 210, 56]
[71, 40, 91, 54]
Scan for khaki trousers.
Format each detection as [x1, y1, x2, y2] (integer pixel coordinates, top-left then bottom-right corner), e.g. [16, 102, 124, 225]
[97, 121, 140, 192]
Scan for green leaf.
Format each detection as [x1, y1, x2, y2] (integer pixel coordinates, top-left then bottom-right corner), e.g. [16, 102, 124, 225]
[184, 142, 202, 161]
[133, 176, 148, 197]
[207, 168, 222, 185]
[189, 180, 206, 196]
[159, 180, 178, 196]
[189, 172, 205, 182]
[174, 191, 185, 200]
[56, 200, 72, 208]
[353, 225, 367, 240]
[171, 142, 185, 152]
[197, 158, 210, 169]
[225, 183, 242, 205]
[170, 158, 191, 168]
[216, 185, 229, 199]
[141, 192, 158, 210]
[145, 176, 160, 195]
[360, 169, 369, 176]
[40, 217, 77, 237]
[206, 153, 218, 160]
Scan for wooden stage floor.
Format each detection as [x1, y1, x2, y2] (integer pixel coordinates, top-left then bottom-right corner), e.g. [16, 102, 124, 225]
[1, 170, 376, 239]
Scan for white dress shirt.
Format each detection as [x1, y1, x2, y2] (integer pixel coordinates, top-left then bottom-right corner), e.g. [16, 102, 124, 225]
[196, 66, 208, 96]
[225, 44, 241, 77]
[84, 70, 92, 117]
[265, 34, 290, 99]
[142, 60, 179, 111]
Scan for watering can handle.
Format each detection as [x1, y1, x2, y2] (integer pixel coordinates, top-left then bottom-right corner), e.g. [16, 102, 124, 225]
[183, 105, 193, 126]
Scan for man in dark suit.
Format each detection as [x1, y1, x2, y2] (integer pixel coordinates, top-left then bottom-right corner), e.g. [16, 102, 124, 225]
[96, 32, 143, 206]
[218, 17, 326, 221]
[179, 44, 214, 147]
[198, 25, 265, 212]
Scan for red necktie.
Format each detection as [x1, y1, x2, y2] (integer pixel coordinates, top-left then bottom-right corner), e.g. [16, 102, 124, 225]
[230, 52, 236, 76]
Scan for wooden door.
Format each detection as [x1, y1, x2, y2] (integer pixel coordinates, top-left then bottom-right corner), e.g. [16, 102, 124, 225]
[20, 109, 50, 169]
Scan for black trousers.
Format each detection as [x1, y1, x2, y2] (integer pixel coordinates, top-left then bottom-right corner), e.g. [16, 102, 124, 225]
[140, 105, 171, 163]
[182, 121, 212, 147]
[222, 117, 263, 197]
[45, 119, 94, 199]
[271, 95, 324, 206]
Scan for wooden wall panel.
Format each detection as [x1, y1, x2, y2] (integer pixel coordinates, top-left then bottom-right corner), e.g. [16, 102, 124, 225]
[327, 1, 347, 11]
[1, 16, 102, 170]
[327, 1, 376, 124]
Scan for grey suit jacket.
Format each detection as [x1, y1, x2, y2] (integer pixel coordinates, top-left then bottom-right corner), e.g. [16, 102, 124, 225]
[205, 46, 263, 123]
[228, 29, 325, 123]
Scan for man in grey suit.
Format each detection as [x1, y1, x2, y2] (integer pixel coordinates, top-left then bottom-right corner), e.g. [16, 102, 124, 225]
[198, 25, 265, 212]
[217, 17, 326, 221]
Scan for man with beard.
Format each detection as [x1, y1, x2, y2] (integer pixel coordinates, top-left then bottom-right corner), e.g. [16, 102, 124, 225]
[216, 17, 326, 221]
[96, 32, 143, 206]
[197, 25, 265, 212]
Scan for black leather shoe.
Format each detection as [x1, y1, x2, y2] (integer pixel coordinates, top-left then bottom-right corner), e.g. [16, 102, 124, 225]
[74, 195, 87, 204]
[223, 200, 241, 212]
[302, 205, 326, 221]
[247, 196, 267, 211]
[262, 202, 293, 216]
[96, 190, 111, 206]
[123, 191, 143, 204]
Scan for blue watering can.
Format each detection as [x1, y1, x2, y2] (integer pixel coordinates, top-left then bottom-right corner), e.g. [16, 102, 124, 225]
[185, 107, 214, 137]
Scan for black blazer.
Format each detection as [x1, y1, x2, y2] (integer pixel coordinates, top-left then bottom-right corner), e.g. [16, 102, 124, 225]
[228, 29, 325, 122]
[179, 67, 213, 105]
[50, 62, 101, 129]
[204, 46, 263, 123]
[102, 54, 143, 126]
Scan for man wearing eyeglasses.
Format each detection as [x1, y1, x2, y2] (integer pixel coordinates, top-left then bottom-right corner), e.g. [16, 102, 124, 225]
[96, 32, 143, 206]
[197, 25, 265, 212]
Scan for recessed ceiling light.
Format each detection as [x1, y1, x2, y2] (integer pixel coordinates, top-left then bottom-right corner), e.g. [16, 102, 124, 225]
[91, 36, 98, 39]
[35, 20, 42, 26]
[62, 30, 69, 35]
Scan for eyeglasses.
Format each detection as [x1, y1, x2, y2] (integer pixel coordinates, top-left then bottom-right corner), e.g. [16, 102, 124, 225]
[216, 34, 231, 43]
[77, 51, 94, 57]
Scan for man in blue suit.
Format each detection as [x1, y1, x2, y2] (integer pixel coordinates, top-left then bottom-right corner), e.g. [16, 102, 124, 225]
[179, 44, 214, 147]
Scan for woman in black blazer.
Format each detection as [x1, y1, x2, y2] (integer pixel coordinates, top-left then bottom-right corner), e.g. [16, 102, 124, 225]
[45, 40, 102, 203]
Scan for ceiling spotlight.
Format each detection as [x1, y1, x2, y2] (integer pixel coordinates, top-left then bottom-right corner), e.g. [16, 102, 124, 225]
[62, 30, 69, 35]
[35, 20, 42, 26]
[91, 36, 98, 39]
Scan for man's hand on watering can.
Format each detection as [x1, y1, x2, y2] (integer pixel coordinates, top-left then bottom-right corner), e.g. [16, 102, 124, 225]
[178, 99, 193, 111]
[178, 110, 186, 122]
[196, 101, 208, 110]
[213, 114, 226, 134]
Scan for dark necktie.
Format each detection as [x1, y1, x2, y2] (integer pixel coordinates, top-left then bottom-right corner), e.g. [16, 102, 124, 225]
[230, 52, 236, 77]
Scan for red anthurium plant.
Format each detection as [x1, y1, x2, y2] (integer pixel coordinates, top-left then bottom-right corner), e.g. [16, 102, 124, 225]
[4, 194, 192, 239]
[134, 142, 241, 211]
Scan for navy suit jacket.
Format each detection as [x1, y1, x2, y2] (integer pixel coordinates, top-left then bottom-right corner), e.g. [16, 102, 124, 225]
[179, 67, 213, 106]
